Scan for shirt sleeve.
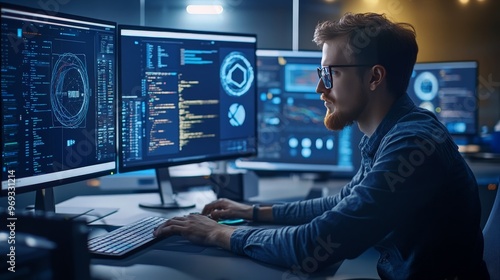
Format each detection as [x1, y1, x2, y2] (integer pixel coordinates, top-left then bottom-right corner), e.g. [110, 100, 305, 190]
[230, 131, 454, 272]
[271, 166, 364, 225]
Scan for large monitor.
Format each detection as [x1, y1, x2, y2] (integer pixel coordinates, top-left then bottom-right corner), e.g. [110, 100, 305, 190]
[1, 4, 117, 213]
[234, 50, 362, 179]
[118, 25, 257, 208]
[407, 61, 478, 136]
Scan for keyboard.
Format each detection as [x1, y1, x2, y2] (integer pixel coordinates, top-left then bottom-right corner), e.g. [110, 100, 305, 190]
[88, 216, 168, 258]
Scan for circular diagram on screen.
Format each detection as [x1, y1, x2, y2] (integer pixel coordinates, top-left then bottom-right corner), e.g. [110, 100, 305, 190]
[220, 52, 254, 97]
[315, 138, 324, 149]
[228, 103, 246, 126]
[50, 53, 90, 128]
[413, 71, 438, 101]
[288, 137, 299, 149]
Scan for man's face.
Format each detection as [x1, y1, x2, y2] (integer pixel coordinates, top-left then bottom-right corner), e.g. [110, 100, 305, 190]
[316, 37, 370, 131]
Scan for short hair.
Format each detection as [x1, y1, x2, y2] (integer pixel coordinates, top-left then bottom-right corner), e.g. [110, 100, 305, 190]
[313, 12, 418, 96]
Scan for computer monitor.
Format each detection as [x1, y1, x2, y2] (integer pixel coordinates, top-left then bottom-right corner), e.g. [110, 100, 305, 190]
[118, 25, 257, 208]
[234, 50, 362, 179]
[407, 61, 478, 136]
[1, 4, 117, 215]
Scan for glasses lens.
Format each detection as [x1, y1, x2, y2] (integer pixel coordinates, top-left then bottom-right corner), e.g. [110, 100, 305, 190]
[321, 67, 332, 89]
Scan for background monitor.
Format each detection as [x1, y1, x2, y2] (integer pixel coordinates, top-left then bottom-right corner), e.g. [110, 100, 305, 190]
[407, 61, 478, 136]
[1, 4, 117, 214]
[234, 50, 363, 179]
[118, 25, 257, 207]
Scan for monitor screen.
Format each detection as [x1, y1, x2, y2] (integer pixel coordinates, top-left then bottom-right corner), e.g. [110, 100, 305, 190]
[234, 50, 362, 176]
[407, 61, 478, 135]
[1, 4, 117, 196]
[118, 25, 257, 173]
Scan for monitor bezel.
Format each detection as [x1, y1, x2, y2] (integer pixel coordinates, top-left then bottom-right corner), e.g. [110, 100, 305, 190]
[117, 24, 258, 174]
[410, 60, 479, 137]
[0, 3, 118, 196]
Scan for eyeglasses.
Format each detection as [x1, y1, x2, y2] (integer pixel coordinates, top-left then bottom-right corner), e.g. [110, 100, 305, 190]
[317, 64, 373, 89]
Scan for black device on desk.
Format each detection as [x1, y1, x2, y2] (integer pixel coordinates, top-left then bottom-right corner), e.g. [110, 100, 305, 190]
[0, 3, 117, 218]
[0, 210, 91, 280]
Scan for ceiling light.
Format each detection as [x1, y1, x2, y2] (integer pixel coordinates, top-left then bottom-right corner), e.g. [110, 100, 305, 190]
[186, 5, 224, 15]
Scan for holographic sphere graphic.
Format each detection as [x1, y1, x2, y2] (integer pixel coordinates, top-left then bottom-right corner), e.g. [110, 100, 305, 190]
[50, 53, 90, 128]
[220, 51, 254, 97]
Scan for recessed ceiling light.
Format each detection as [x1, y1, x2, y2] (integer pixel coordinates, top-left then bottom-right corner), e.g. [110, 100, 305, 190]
[186, 5, 224, 15]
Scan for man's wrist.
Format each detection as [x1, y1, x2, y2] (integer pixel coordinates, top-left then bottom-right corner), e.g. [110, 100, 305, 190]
[213, 226, 236, 250]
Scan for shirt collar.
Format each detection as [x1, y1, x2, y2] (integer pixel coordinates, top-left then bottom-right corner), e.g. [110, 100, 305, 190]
[360, 93, 416, 157]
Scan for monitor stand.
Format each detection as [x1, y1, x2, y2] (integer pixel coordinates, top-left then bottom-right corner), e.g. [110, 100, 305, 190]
[138, 167, 196, 210]
[31, 187, 118, 222]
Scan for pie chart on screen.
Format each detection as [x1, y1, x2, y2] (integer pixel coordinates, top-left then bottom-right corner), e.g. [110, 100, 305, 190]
[228, 103, 245, 126]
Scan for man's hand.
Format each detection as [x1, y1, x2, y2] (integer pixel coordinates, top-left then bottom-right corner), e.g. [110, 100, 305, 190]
[153, 214, 235, 250]
[202, 198, 253, 220]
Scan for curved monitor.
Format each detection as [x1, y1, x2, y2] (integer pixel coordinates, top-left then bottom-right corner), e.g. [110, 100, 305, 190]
[407, 61, 478, 135]
[1, 4, 117, 197]
[118, 25, 258, 173]
[234, 50, 362, 177]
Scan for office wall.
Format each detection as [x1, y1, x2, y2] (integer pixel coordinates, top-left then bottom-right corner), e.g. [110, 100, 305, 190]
[144, 0, 293, 50]
[299, 1, 343, 50]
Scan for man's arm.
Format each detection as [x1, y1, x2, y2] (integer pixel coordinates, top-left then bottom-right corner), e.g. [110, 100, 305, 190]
[271, 167, 363, 225]
[230, 132, 451, 271]
[201, 172, 361, 225]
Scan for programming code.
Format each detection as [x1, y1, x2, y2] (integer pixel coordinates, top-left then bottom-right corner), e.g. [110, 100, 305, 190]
[1, 7, 116, 189]
[119, 28, 256, 170]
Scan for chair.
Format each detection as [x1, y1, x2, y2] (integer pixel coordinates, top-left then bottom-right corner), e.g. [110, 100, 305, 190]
[483, 176, 500, 279]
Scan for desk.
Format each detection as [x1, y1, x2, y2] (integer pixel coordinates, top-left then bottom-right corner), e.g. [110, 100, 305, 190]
[58, 192, 380, 280]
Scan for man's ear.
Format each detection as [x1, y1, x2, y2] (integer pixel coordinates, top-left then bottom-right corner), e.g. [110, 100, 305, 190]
[369, 65, 386, 91]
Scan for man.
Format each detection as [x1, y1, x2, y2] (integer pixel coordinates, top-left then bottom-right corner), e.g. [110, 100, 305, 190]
[154, 12, 489, 279]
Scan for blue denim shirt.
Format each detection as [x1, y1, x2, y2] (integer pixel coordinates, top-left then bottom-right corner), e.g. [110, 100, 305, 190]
[231, 94, 488, 279]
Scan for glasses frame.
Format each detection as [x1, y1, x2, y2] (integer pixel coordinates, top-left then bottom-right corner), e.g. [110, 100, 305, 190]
[317, 64, 373, 89]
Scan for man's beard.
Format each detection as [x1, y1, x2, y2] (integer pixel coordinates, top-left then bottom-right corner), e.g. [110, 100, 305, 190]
[324, 108, 356, 131]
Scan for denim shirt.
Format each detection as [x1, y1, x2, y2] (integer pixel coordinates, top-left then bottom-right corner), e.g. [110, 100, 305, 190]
[230, 94, 489, 279]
